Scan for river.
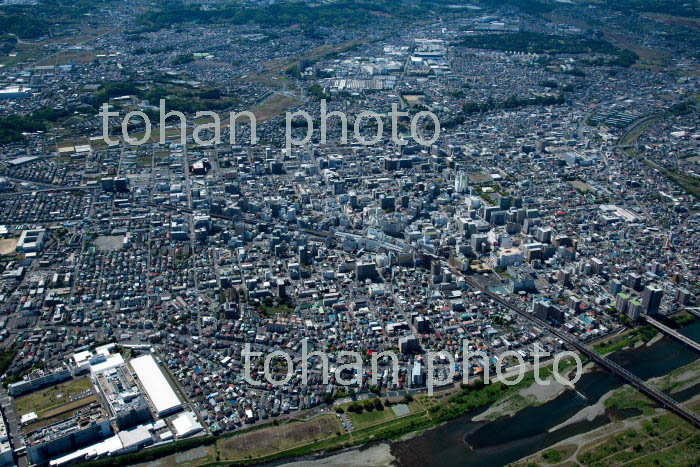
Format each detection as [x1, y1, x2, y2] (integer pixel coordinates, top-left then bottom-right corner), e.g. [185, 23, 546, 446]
[389, 320, 700, 467]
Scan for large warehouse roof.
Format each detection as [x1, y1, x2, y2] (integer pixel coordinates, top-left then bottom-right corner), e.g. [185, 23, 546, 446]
[172, 411, 203, 438]
[130, 355, 181, 417]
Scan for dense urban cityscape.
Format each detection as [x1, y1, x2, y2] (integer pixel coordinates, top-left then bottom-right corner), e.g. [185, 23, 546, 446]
[0, 0, 698, 465]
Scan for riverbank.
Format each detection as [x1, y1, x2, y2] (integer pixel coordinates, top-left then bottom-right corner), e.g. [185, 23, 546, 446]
[388, 320, 700, 467]
[547, 388, 615, 432]
[512, 394, 700, 467]
[648, 357, 700, 394]
[473, 362, 595, 422]
[280, 443, 394, 467]
[512, 356, 700, 466]
[203, 357, 583, 465]
[593, 325, 659, 355]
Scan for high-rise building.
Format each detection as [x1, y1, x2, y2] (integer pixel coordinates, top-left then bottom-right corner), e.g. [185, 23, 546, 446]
[411, 361, 425, 386]
[114, 176, 128, 192]
[642, 285, 663, 315]
[626, 273, 642, 292]
[399, 335, 420, 354]
[615, 292, 630, 315]
[101, 177, 114, 192]
[610, 278, 622, 296]
[675, 288, 692, 305]
[454, 170, 469, 194]
[355, 262, 377, 281]
[298, 246, 309, 265]
[533, 226, 552, 244]
[627, 299, 642, 320]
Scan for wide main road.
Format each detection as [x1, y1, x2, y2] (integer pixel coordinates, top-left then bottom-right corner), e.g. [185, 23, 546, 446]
[460, 273, 700, 429]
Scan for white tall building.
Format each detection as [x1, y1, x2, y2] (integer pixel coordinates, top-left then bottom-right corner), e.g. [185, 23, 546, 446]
[455, 171, 469, 193]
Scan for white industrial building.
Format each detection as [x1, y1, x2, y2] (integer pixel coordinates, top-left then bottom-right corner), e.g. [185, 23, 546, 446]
[171, 411, 203, 438]
[130, 355, 182, 417]
[72, 343, 124, 375]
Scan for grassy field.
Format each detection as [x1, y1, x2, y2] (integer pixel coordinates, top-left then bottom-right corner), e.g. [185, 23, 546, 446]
[0, 24, 118, 68]
[544, 13, 671, 70]
[346, 405, 397, 429]
[15, 376, 93, 417]
[576, 409, 700, 465]
[125, 91, 301, 145]
[649, 358, 700, 394]
[569, 180, 593, 193]
[641, 12, 700, 31]
[248, 93, 302, 124]
[604, 386, 656, 416]
[341, 398, 424, 430]
[217, 414, 342, 461]
[238, 39, 364, 89]
[594, 326, 658, 356]
[535, 444, 577, 465]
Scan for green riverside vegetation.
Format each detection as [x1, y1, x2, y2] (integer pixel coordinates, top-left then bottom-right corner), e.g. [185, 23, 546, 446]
[594, 326, 658, 355]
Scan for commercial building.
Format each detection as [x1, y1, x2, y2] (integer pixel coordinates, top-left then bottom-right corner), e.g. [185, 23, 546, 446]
[490, 247, 523, 268]
[0, 86, 32, 99]
[627, 298, 642, 320]
[129, 355, 182, 417]
[411, 361, 425, 387]
[355, 262, 377, 281]
[399, 335, 420, 354]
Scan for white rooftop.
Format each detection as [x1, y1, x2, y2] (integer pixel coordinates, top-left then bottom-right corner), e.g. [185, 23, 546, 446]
[130, 355, 181, 416]
[90, 353, 125, 374]
[49, 433, 123, 466]
[172, 411, 203, 438]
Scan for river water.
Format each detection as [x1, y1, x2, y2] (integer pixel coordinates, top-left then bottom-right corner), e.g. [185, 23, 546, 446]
[389, 320, 700, 467]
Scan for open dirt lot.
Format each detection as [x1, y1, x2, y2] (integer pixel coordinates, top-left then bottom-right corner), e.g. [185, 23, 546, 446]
[0, 238, 17, 256]
[218, 414, 341, 461]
